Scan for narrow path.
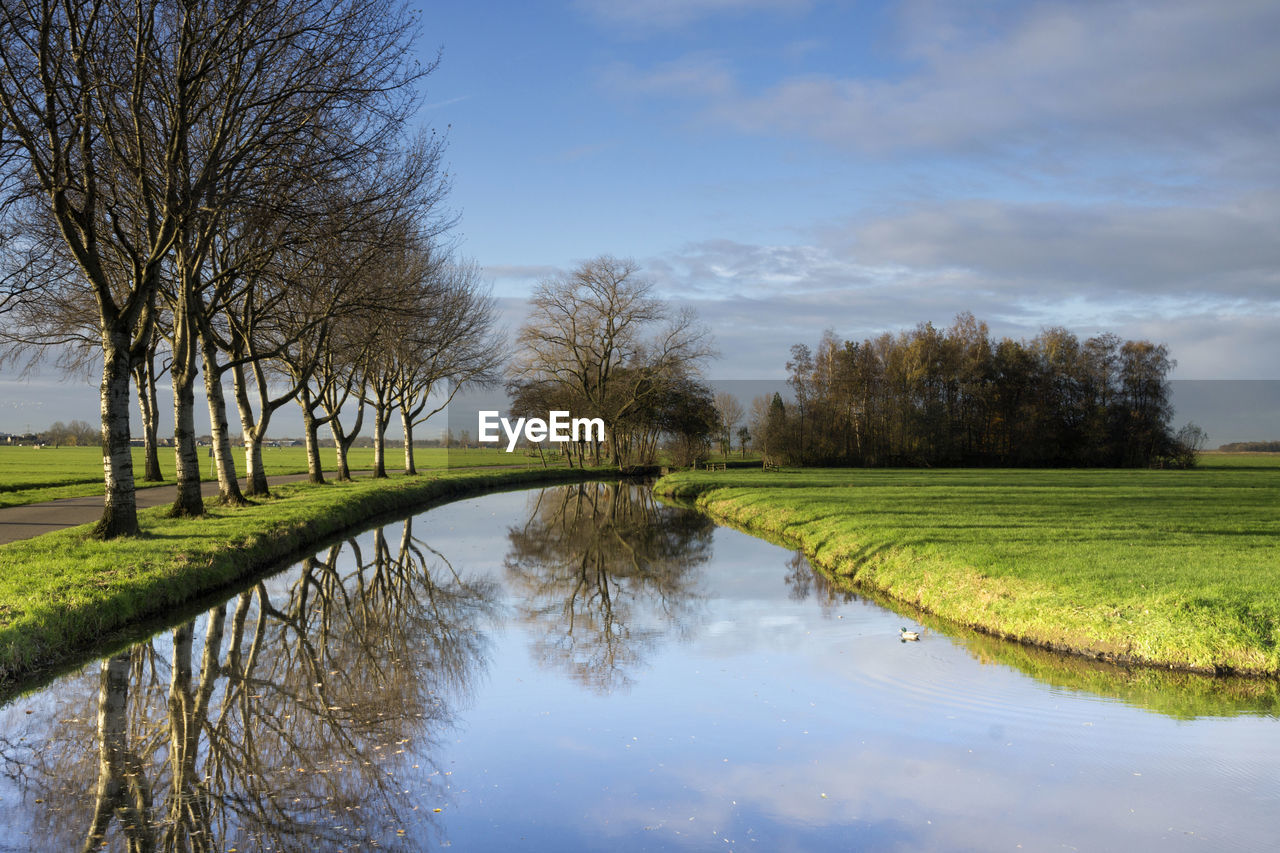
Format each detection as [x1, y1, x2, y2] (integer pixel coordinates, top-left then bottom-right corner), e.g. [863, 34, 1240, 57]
[0, 473, 349, 545]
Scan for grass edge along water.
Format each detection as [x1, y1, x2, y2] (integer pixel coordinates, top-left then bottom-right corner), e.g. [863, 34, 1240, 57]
[0, 466, 607, 690]
[654, 463, 1280, 676]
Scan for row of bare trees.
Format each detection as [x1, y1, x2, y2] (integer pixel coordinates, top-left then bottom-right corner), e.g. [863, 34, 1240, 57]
[753, 314, 1201, 468]
[0, 0, 501, 536]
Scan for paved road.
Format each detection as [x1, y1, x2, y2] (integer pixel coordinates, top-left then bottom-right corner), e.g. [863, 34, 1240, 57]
[0, 473, 330, 545]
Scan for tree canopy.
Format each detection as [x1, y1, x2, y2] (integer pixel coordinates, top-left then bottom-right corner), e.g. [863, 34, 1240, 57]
[755, 315, 1197, 468]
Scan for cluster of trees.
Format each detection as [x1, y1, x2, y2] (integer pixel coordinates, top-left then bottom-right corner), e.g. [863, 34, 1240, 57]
[0, 0, 500, 536]
[1218, 441, 1280, 453]
[507, 256, 717, 470]
[36, 420, 98, 448]
[754, 315, 1201, 468]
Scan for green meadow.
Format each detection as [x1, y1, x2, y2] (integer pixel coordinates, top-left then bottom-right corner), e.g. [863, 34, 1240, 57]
[654, 457, 1280, 675]
[0, 445, 535, 507]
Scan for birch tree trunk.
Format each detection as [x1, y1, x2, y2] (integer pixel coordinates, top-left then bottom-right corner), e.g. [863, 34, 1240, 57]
[372, 404, 390, 478]
[169, 292, 205, 517]
[201, 340, 246, 505]
[133, 351, 164, 482]
[300, 388, 326, 484]
[327, 406, 364, 481]
[232, 362, 272, 496]
[97, 333, 142, 539]
[401, 408, 417, 475]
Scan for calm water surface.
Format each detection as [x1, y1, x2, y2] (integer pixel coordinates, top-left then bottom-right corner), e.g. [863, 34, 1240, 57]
[1, 482, 1278, 851]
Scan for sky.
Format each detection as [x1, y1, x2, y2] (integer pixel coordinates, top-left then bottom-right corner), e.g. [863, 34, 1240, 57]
[420, 0, 1279, 378]
[3, 0, 1279, 439]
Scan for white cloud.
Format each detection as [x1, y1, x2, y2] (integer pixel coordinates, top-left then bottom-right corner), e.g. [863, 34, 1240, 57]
[637, 195, 1280, 379]
[483, 263, 560, 280]
[616, 0, 1280, 173]
[602, 56, 736, 99]
[520, 2, 1280, 382]
[848, 194, 1280, 300]
[482, 264, 562, 299]
[577, 0, 810, 30]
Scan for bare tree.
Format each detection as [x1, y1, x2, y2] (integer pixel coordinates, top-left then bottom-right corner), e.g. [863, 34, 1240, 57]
[392, 257, 504, 474]
[356, 241, 435, 479]
[133, 335, 169, 482]
[512, 256, 713, 467]
[0, 0, 180, 535]
[224, 134, 453, 491]
[747, 394, 773, 454]
[0, 220, 172, 481]
[713, 391, 744, 459]
[159, 0, 429, 515]
[319, 352, 369, 482]
[222, 215, 333, 496]
[0, 0, 427, 535]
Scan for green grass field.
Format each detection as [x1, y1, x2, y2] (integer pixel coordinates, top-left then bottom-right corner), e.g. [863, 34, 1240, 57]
[0, 445, 537, 507]
[655, 458, 1280, 675]
[0, 466, 606, 689]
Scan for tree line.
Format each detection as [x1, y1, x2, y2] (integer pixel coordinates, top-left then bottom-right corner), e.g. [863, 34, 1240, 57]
[753, 314, 1204, 468]
[0, 0, 501, 537]
[23, 420, 98, 448]
[1217, 441, 1280, 453]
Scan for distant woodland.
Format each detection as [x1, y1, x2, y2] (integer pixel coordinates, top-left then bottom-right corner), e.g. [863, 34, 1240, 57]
[758, 313, 1203, 468]
[1217, 441, 1280, 453]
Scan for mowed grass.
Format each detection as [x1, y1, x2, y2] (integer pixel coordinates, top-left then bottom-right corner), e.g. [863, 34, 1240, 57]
[1198, 450, 1280, 468]
[655, 461, 1280, 675]
[0, 466, 603, 687]
[0, 445, 534, 507]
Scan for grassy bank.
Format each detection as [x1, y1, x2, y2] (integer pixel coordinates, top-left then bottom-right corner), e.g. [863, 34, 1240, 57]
[0, 445, 537, 507]
[654, 464, 1280, 676]
[0, 466, 602, 687]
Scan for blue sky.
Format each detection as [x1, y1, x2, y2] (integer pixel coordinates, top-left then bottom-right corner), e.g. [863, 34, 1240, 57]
[3, 0, 1279, 436]
[421, 0, 1279, 381]
[426, 0, 931, 280]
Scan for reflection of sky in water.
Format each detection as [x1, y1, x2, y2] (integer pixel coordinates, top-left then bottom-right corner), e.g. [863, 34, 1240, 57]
[1, 483, 1278, 851]
[433, 490, 1280, 851]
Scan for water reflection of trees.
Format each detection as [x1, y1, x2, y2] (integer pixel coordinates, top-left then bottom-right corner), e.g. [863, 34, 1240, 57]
[504, 482, 714, 692]
[784, 551, 858, 613]
[5, 517, 496, 851]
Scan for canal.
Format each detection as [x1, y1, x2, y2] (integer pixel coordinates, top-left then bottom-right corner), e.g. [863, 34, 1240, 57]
[1, 481, 1277, 850]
